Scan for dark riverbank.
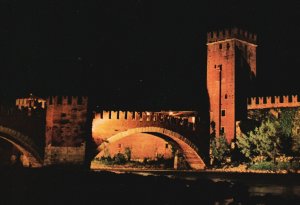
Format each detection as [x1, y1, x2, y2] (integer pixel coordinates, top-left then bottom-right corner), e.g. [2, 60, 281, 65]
[1, 167, 300, 205]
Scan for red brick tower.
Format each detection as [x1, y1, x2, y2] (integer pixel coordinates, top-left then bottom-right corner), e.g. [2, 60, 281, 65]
[207, 28, 257, 143]
[44, 96, 88, 166]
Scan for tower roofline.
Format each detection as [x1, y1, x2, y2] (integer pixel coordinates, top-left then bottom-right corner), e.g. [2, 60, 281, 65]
[207, 28, 257, 44]
[206, 38, 258, 47]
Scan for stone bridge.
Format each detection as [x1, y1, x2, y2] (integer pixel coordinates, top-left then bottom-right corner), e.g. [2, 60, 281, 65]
[0, 96, 210, 170]
[92, 111, 209, 169]
[0, 107, 45, 167]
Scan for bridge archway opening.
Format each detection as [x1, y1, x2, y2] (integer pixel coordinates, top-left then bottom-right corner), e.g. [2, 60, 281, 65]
[0, 136, 41, 167]
[0, 138, 23, 167]
[96, 133, 175, 160]
[91, 127, 205, 170]
[0, 126, 43, 167]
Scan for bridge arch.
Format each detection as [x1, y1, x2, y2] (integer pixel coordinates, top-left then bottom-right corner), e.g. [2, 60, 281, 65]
[96, 127, 206, 170]
[0, 125, 43, 167]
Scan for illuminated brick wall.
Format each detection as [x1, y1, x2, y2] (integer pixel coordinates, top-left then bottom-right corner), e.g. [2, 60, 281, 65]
[207, 28, 257, 143]
[44, 96, 88, 165]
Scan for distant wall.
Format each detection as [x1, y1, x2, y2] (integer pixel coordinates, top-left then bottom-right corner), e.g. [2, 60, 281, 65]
[247, 95, 300, 110]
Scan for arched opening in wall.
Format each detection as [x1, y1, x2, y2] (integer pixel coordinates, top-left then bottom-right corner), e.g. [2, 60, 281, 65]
[0, 138, 22, 167]
[0, 137, 33, 167]
[91, 133, 184, 170]
[91, 116, 206, 170]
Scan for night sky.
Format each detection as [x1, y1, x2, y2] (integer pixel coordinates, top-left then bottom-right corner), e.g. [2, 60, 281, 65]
[1, 0, 300, 110]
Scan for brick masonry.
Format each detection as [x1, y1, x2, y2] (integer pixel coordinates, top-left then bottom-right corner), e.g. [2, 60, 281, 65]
[207, 28, 257, 143]
[44, 96, 88, 165]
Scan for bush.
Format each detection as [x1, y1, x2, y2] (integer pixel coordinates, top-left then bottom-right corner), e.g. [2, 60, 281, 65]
[248, 161, 276, 171]
[124, 147, 131, 161]
[99, 156, 113, 165]
[113, 153, 127, 164]
[248, 160, 300, 171]
[291, 160, 300, 170]
[276, 162, 290, 170]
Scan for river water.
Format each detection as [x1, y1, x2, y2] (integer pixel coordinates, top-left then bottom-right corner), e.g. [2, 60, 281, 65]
[104, 169, 300, 204]
[2, 168, 300, 204]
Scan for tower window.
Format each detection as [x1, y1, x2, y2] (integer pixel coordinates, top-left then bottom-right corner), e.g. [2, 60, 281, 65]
[221, 110, 226, 116]
[227, 43, 230, 50]
[225, 94, 228, 99]
[219, 44, 222, 49]
[165, 144, 169, 149]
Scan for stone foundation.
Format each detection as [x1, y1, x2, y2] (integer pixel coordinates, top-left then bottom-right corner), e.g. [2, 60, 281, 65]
[44, 143, 85, 166]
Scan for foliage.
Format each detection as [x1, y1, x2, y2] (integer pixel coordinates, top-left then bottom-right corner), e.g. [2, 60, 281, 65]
[248, 160, 300, 171]
[209, 121, 230, 166]
[94, 151, 174, 168]
[244, 108, 300, 158]
[248, 161, 276, 171]
[95, 156, 113, 165]
[210, 134, 230, 166]
[291, 108, 300, 156]
[248, 109, 276, 122]
[236, 119, 279, 161]
[156, 154, 165, 162]
[292, 135, 300, 155]
[113, 153, 127, 164]
[124, 147, 131, 161]
[275, 108, 296, 155]
[278, 108, 296, 137]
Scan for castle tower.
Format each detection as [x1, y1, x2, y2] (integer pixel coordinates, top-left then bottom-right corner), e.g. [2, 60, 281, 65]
[206, 28, 257, 142]
[44, 96, 88, 166]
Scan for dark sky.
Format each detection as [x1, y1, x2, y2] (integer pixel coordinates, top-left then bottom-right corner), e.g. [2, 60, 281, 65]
[1, 0, 300, 110]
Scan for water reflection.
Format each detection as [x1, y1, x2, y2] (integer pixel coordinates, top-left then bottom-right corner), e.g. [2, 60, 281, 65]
[249, 185, 300, 197]
[120, 170, 300, 203]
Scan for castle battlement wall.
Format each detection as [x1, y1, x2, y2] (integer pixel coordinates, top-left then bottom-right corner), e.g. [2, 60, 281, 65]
[46, 96, 88, 107]
[207, 28, 257, 44]
[247, 95, 300, 110]
[94, 110, 197, 130]
[44, 96, 88, 166]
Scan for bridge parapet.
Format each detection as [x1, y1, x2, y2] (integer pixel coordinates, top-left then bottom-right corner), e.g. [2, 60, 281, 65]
[247, 95, 300, 110]
[94, 111, 198, 132]
[92, 110, 207, 160]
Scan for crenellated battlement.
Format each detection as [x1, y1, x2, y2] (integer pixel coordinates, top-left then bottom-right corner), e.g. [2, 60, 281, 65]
[207, 28, 257, 44]
[247, 95, 300, 110]
[46, 96, 88, 107]
[93, 110, 198, 130]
